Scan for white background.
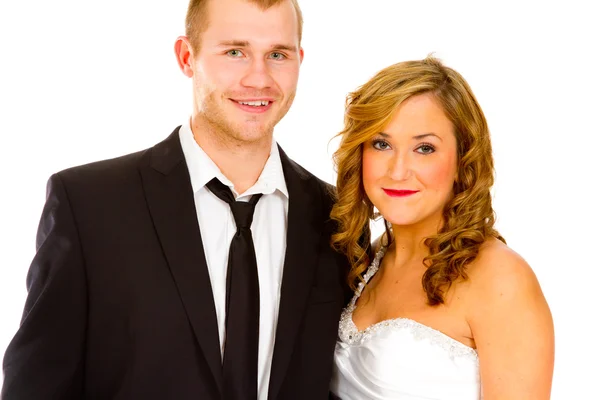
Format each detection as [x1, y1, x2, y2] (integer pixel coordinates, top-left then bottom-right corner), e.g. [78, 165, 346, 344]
[1, 1, 598, 397]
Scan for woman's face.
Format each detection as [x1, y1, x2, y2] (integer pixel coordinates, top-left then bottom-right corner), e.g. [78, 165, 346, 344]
[362, 93, 458, 230]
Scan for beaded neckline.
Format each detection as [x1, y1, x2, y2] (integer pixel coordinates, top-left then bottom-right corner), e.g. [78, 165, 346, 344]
[338, 247, 478, 361]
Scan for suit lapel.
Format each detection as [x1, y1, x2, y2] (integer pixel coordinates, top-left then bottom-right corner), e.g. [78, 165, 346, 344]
[268, 147, 324, 399]
[140, 128, 223, 395]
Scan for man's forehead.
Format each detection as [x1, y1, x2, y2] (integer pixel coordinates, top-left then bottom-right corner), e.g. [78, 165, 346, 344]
[199, 0, 299, 46]
[208, 1, 295, 25]
[202, 18, 299, 48]
[206, 0, 295, 23]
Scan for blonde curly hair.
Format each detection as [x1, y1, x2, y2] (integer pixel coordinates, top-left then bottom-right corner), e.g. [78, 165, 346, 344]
[331, 56, 504, 305]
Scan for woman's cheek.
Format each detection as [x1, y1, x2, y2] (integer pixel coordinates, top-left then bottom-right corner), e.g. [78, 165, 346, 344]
[362, 150, 382, 195]
[422, 156, 456, 194]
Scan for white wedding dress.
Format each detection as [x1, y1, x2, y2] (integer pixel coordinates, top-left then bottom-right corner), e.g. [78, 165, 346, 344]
[331, 248, 482, 399]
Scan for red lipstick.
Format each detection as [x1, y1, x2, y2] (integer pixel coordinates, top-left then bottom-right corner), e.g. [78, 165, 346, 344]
[382, 189, 419, 197]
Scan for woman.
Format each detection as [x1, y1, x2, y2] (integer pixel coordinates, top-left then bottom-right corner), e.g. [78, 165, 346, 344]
[329, 57, 554, 399]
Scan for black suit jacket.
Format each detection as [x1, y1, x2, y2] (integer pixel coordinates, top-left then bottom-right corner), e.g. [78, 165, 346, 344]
[2, 128, 351, 400]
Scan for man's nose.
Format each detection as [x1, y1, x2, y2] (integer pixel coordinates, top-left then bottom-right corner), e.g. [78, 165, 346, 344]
[240, 57, 275, 89]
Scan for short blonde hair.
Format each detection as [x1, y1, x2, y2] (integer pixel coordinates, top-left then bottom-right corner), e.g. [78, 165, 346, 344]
[185, 0, 303, 53]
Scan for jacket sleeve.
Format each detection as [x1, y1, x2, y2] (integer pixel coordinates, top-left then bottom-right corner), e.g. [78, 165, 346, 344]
[2, 173, 87, 399]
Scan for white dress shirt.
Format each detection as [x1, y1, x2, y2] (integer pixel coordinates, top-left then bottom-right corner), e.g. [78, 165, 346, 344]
[179, 121, 288, 400]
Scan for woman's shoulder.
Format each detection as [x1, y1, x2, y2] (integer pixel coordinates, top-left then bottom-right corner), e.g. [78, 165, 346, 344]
[461, 241, 554, 398]
[469, 238, 533, 279]
[464, 238, 546, 312]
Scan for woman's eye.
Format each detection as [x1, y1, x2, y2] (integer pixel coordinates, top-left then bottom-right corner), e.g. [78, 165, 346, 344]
[227, 50, 243, 57]
[372, 140, 390, 151]
[416, 143, 435, 154]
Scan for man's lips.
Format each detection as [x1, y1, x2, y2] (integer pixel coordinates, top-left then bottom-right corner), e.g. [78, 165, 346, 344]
[232, 97, 275, 101]
[382, 189, 419, 197]
[229, 98, 274, 114]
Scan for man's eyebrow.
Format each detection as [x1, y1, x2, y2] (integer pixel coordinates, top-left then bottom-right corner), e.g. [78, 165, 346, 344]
[217, 40, 250, 47]
[270, 44, 298, 52]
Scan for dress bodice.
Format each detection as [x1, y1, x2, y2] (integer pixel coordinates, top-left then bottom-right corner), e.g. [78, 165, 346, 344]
[331, 247, 481, 400]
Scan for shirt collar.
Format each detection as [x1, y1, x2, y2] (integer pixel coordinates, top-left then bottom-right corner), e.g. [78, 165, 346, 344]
[178, 119, 289, 199]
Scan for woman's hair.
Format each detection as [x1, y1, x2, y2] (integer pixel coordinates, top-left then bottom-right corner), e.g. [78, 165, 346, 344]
[330, 56, 504, 305]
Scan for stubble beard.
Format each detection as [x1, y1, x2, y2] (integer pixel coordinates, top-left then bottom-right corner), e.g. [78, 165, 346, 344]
[198, 90, 296, 146]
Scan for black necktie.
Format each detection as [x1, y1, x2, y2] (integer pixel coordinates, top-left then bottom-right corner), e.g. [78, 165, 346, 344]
[205, 178, 262, 400]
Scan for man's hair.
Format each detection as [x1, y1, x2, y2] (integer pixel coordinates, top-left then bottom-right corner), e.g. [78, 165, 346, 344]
[185, 0, 303, 53]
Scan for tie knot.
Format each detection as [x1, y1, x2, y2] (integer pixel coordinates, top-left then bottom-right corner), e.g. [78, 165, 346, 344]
[230, 201, 256, 229]
[205, 178, 263, 230]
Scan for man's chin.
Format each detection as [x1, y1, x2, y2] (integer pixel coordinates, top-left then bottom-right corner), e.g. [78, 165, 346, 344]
[228, 125, 274, 143]
[234, 118, 277, 136]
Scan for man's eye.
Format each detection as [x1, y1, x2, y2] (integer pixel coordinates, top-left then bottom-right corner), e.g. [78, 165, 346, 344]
[270, 52, 286, 60]
[227, 50, 243, 57]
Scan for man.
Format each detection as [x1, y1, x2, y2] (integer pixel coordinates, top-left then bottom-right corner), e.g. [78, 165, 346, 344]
[1, 0, 350, 399]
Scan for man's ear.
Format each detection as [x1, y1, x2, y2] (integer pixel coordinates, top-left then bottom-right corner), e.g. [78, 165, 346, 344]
[174, 36, 194, 78]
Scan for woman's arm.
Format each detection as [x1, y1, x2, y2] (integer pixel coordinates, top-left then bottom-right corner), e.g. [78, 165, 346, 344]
[466, 241, 554, 399]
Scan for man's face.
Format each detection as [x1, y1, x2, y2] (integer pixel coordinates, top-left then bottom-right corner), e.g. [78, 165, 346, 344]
[190, 0, 303, 143]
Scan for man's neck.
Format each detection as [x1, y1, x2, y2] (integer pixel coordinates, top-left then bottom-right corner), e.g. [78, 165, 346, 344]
[190, 117, 272, 195]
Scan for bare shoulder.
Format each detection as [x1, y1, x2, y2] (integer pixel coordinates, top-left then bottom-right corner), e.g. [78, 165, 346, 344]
[462, 237, 550, 323]
[464, 239, 554, 398]
[466, 238, 543, 301]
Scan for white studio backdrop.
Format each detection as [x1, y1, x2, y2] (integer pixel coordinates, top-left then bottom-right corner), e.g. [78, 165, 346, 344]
[0, 1, 598, 397]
